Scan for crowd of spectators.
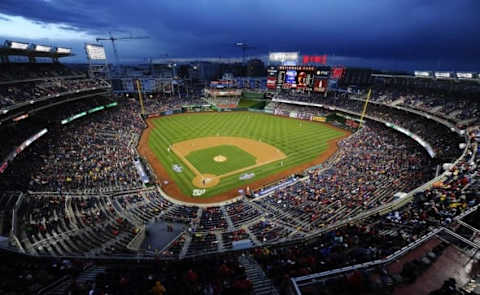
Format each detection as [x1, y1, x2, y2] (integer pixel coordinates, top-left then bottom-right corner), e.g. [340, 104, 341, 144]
[69, 255, 253, 295]
[137, 95, 205, 114]
[2, 100, 145, 192]
[275, 93, 464, 160]
[254, 126, 479, 289]
[368, 79, 480, 124]
[269, 102, 330, 118]
[0, 252, 86, 295]
[0, 62, 83, 82]
[0, 95, 112, 161]
[255, 121, 434, 231]
[1, 62, 479, 294]
[0, 78, 111, 108]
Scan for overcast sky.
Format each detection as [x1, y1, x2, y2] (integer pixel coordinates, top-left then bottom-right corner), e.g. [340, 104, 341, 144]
[0, 0, 479, 70]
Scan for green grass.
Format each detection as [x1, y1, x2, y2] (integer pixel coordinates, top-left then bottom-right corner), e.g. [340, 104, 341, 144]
[186, 145, 256, 175]
[237, 99, 264, 108]
[147, 112, 346, 198]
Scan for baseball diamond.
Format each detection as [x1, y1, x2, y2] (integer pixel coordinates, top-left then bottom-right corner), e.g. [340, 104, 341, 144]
[138, 111, 349, 203]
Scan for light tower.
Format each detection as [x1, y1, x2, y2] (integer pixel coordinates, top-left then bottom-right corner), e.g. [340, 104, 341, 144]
[96, 32, 149, 74]
[234, 42, 255, 64]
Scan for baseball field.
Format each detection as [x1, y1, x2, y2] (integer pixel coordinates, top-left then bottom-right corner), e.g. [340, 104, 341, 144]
[138, 112, 350, 203]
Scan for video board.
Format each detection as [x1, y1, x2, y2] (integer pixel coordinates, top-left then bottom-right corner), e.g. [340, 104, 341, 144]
[276, 66, 316, 90]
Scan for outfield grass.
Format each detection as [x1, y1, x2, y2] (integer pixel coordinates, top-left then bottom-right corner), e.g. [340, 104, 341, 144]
[147, 112, 346, 198]
[186, 145, 256, 175]
[237, 99, 264, 108]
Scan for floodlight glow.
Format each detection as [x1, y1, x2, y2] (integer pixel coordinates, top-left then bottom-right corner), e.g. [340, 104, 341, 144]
[85, 44, 106, 60]
[35, 45, 51, 52]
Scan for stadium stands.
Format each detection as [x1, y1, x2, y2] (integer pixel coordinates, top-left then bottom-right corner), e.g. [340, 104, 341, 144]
[0, 62, 479, 294]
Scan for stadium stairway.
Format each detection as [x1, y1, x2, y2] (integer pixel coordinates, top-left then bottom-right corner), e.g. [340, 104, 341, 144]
[220, 206, 235, 231]
[238, 254, 279, 295]
[42, 265, 106, 295]
[179, 234, 192, 258]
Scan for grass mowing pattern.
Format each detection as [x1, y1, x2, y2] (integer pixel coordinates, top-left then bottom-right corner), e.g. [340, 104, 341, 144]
[237, 99, 263, 108]
[185, 145, 256, 175]
[148, 112, 345, 198]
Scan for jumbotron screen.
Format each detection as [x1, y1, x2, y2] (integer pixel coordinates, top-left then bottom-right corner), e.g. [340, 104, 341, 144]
[276, 66, 316, 90]
[85, 43, 106, 60]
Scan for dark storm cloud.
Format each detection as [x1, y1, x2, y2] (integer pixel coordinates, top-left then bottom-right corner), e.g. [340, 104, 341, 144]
[1, 0, 479, 68]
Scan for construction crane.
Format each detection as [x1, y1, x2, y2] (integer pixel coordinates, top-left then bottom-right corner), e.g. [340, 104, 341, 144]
[234, 42, 255, 64]
[96, 32, 149, 66]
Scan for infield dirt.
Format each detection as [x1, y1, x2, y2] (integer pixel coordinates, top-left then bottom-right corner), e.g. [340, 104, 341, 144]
[171, 136, 287, 188]
[137, 114, 351, 204]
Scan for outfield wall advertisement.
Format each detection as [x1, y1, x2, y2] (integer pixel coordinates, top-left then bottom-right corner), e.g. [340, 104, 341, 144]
[0, 128, 48, 174]
[311, 116, 326, 122]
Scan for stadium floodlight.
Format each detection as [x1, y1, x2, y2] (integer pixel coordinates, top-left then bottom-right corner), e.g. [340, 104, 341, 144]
[434, 72, 451, 79]
[85, 43, 106, 60]
[414, 71, 431, 77]
[34, 44, 52, 52]
[7, 41, 29, 50]
[56, 47, 72, 54]
[456, 72, 473, 79]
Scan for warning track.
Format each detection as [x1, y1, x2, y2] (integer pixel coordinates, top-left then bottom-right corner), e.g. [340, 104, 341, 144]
[137, 113, 351, 204]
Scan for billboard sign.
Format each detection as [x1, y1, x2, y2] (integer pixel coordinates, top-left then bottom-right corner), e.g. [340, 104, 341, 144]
[302, 55, 327, 65]
[267, 77, 277, 89]
[267, 66, 278, 76]
[331, 67, 345, 79]
[313, 79, 328, 92]
[269, 52, 299, 63]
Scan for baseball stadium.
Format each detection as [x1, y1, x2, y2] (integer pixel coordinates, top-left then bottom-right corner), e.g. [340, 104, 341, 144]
[0, 2, 480, 295]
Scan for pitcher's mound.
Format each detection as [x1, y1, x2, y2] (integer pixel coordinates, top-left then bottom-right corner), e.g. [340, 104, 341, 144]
[192, 174, 220, 188]
[213, 155, 227, 162]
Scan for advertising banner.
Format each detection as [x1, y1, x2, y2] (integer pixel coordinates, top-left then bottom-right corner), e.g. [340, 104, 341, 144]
[297, 113, 312, 120]
[312, 116, 326, 122]
[0, 162, 7, 174]
[313, 79, 328, 92]
[302, 55, 327, 64]
[331, 67, 345, 79]
[267, 77, 277, 89]
[269, 52, 299, 62]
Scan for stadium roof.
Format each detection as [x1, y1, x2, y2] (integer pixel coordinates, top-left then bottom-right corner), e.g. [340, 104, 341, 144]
[0, 46, 73, 59]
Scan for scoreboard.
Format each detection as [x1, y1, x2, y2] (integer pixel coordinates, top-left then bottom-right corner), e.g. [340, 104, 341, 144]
[272, 65, 332, 92]
[276, 66, 317, 90]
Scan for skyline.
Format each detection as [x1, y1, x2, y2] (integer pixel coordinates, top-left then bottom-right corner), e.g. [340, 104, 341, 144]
[0, 0, 479, 71]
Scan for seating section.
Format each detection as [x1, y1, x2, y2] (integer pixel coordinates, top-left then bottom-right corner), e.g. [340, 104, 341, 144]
[0, 62, 479, 294]
[0, 78, 110, 108]
[0, 63, 83, 82]
[274, 94, 464, 160]
[140, 95, 205, 114]
[1, 101, 145, 192]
